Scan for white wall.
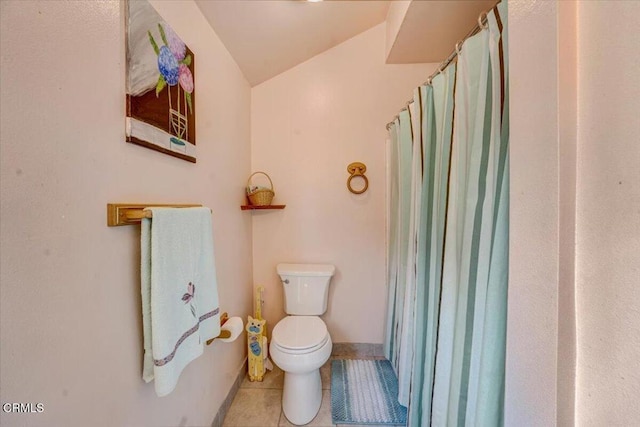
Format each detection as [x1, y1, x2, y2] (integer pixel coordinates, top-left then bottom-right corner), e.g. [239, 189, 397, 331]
[576, 1, 640, 425]
[507, 0, 640, 425]
[0, 1, 252, 426]
[557, 2, 578, 425]
[506, 1, 561, 425]
[251, 24, 434, 343]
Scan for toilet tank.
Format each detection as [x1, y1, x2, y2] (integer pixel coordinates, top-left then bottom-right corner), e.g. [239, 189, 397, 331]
[277, 263, 335, 315]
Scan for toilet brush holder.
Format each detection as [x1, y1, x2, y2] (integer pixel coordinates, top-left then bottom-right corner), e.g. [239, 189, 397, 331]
[247, 315, 266, 381]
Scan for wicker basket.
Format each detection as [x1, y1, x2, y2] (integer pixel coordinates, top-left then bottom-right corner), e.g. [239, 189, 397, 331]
[246, 171, 275, 206]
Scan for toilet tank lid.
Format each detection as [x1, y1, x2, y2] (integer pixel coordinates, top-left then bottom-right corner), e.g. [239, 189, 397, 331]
[277, 263, 335, 277]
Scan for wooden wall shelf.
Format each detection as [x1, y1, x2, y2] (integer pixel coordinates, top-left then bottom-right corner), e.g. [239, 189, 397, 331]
[241, 205, 286, 211]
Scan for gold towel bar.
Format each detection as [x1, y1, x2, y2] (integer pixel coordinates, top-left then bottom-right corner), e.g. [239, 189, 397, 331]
[108, 203, 229, 343]
[107, 203, 204, 226]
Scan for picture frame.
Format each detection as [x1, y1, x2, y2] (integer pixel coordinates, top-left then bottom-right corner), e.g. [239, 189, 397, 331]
[125, 0, 197, 163]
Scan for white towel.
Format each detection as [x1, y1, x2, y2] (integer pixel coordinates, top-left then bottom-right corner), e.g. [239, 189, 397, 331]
[141, 207, 220, 397]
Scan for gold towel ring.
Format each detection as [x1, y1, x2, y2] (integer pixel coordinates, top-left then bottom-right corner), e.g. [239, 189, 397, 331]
[347, 162, 368, 195]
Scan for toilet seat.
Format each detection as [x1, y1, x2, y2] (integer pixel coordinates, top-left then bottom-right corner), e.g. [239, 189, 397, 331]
[272, 316, 328, 354]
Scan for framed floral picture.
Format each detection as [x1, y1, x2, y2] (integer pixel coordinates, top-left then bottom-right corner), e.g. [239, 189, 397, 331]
[125, 0, 196, 163]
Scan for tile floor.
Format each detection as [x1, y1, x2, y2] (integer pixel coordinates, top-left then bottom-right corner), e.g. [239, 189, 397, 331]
[222, 354, 405, 427]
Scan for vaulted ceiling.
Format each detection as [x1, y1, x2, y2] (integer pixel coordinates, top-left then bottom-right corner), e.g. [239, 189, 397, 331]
[196, 0, 496, 87]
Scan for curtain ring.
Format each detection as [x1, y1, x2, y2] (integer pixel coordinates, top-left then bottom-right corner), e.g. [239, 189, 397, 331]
[426, 77, 432, 86]
[347, 162, 368, 195]
[478, 11, 489, 30]
[455, 41, 463, 56]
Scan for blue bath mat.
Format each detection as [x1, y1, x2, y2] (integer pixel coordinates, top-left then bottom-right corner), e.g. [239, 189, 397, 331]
[331, 359, 407, 425]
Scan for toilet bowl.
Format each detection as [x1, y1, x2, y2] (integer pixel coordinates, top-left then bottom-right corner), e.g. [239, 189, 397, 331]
[271, 263, 335, 425]
[270, 315, 332, 425]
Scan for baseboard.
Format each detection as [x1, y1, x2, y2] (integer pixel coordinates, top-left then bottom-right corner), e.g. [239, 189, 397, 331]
[332, 342, 384, 358]
[210, 357, 246, 427]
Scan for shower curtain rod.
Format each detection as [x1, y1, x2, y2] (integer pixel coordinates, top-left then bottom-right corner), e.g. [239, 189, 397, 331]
[385, 7, 493, 130]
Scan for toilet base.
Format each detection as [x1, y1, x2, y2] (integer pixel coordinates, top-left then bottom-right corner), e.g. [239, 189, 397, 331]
[282, 369, 322, 425]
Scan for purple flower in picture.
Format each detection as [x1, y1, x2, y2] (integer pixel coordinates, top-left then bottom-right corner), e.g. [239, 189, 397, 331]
[158, 46, 179, 86]
[146, 22, 193, 132]
[164, 25, 186, 62]
[178, 65, 194, 93]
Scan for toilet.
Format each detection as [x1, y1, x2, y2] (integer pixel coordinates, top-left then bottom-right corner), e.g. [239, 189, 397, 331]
[270, 263, 335, 426]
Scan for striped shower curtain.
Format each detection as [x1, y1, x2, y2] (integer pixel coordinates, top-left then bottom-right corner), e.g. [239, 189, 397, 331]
[383, 2, 508, 426]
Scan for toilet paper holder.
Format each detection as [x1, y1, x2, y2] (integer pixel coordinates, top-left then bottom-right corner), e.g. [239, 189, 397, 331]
[206, 312, 233, 345]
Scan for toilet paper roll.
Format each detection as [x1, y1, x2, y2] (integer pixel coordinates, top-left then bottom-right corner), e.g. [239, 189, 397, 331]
[219, 316, 244, 342]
